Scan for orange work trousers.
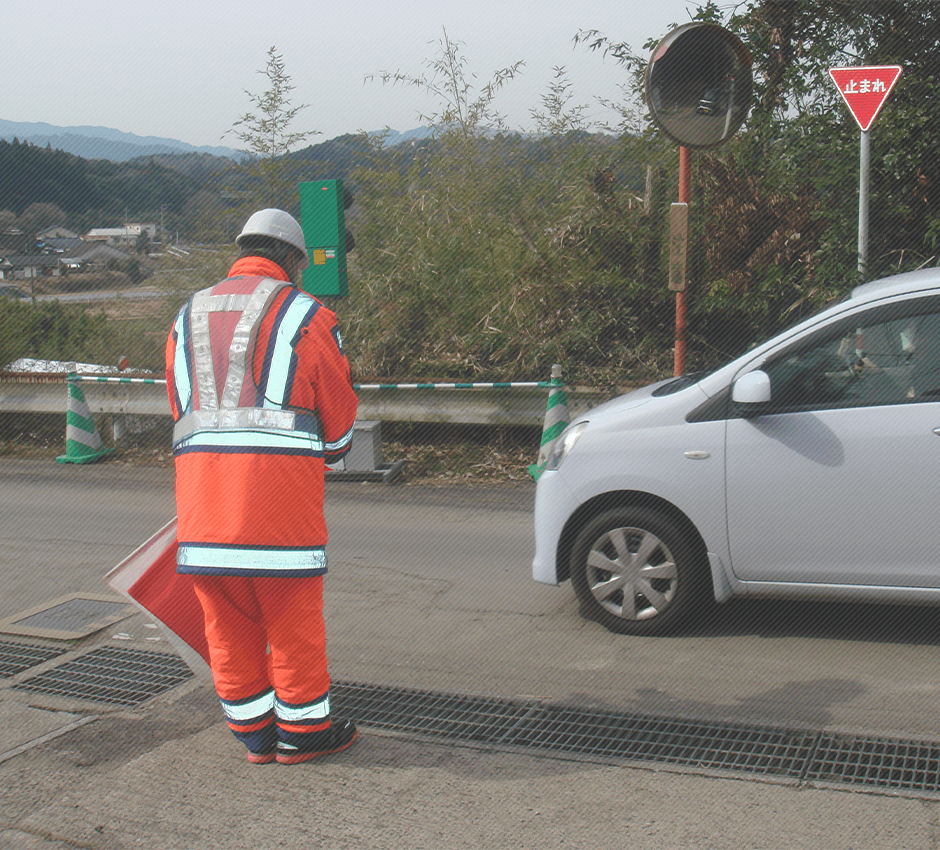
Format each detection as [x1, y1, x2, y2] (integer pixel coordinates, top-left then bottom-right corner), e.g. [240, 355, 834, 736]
[192, 575, 331, 752]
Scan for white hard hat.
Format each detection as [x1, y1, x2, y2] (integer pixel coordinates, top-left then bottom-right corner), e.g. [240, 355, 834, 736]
[236, 208, 309, 270]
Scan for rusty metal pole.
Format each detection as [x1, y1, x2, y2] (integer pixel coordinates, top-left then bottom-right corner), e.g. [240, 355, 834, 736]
[674, 146, 692, 376]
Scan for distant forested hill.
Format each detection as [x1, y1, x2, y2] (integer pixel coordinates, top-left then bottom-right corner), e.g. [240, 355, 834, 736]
[0, 130, 621, 239]
[0, 138, 201, 227]
[0, 119, 239, 161]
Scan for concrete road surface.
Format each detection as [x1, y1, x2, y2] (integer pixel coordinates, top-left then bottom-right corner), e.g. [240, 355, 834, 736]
[4, 457, 940, 737]
[2, 458, 940, 848]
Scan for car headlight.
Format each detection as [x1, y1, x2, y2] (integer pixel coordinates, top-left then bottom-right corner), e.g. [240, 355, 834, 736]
[544, 421, 589, 471]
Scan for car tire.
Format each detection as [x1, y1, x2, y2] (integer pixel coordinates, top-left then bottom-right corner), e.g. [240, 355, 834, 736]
[569, 506, 707, 636]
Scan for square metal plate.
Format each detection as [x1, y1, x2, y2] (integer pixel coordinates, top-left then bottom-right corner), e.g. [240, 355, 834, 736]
[0, 593, 135, 640]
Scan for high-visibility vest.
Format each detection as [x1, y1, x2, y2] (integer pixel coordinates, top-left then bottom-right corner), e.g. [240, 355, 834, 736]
[166, 269, 357, 577]
[171, 276, 325, 456]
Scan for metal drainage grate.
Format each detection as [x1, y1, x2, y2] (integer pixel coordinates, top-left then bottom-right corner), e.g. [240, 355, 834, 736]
[332, 683, 535, 745]
[509, 705, 813, 777]
[14, 646, 193, 706]
[330, 681, 815, 779]
[806, 734, 940, 794]
[331, 682, 940, 795]
[0, 640, 66, 678]
[10, 662, 940, 795]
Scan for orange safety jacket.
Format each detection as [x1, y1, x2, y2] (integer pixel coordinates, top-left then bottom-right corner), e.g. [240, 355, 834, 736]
[165, 256, 358, 577]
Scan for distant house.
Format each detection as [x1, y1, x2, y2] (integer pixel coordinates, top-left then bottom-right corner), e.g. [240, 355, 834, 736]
[38, 237, 86, 255]
[0, 228, 29, 254]
[66, 242, 134, 268]
[40, 239, 134, 270]
[36, 225, 80, 240]
[1, 238, 134, 279]
[84, 223, 157, 246]
[0, 254, 66, 280]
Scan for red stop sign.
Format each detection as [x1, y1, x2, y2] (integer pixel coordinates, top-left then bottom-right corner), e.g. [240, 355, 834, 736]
[829, 66, 902, 131]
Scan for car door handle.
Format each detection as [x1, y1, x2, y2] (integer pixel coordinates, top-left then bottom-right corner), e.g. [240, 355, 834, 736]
[934, 428, 940, 436]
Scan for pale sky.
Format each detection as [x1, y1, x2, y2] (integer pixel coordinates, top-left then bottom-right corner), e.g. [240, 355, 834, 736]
[8, 0, 705, 148]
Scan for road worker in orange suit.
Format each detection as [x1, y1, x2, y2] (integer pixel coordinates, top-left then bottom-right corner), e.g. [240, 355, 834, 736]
[165, 208, 359, 764]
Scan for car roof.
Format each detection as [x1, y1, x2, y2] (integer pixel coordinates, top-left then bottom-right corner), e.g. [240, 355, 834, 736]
[851, 267, 940, 302]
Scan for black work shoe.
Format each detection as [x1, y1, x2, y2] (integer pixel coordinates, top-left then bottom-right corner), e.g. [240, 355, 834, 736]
[275, 720, 359, 764]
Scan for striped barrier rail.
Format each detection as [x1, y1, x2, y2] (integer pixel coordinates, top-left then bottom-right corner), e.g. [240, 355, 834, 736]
[1, 368, 612, 427]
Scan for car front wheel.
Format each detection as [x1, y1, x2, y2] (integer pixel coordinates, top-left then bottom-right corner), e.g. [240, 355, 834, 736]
[569, 506, 706, 636]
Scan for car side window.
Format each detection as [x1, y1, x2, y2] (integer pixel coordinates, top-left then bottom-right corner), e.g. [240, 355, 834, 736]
[908, 313, 940, 397]
[762, 298, 940, 413]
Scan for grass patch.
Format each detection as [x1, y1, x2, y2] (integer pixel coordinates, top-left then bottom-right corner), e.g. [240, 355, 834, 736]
[383, 423, 540, 482]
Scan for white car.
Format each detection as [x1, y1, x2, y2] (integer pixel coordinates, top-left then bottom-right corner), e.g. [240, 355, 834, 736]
[533, 268, 940, 635]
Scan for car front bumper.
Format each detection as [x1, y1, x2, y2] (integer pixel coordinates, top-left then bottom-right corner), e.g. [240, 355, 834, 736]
[531, 469, 581, 586]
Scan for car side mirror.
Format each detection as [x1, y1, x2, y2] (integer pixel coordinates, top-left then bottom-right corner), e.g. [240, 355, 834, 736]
[732, 370, 772, 418]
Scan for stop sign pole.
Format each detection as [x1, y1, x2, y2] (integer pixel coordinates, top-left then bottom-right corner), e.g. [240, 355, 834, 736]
[829, 66, 902, 275]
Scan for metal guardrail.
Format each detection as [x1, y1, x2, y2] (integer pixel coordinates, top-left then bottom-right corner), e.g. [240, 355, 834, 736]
[0, 372, 614, 427]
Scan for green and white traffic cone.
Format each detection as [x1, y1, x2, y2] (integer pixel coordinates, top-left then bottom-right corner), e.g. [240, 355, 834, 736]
[529, 364, 569, 481]
[56, 376, 114, 464]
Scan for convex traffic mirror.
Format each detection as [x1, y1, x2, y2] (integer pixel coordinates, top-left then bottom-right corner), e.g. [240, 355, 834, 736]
[646, 22, 752, 149]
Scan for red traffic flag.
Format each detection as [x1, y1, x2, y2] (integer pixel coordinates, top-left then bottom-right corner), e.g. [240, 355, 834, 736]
[829, 66, 902, 131]
[104, 518, 212, 682]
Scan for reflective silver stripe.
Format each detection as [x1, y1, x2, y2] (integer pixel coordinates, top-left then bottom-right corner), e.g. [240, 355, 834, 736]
[326, 425, 354, 453]
[187, 279, 288, 414]
[173, 407, 301, 444]
[263, 294, 316, 408]
[172, 311, 192, 413]
[175, 279, 320, 451]
[220, 690, 275, 722]
[221, 280, 287, 411]
[174, 429, 324, 453]
[178, 543, 327, 572]
[275, 693, 330, 723]
[205, 293, 252, 312]
[188, 290, 219, 411]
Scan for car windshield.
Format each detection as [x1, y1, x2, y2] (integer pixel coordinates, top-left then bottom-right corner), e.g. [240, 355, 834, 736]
[654, 293, 863, 397]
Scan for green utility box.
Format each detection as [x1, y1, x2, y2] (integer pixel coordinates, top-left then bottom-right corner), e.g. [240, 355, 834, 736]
[299, 179, 349, 297]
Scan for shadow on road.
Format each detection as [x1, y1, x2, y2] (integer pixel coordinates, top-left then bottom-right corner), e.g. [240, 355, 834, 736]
[692, 596, 940, 646]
